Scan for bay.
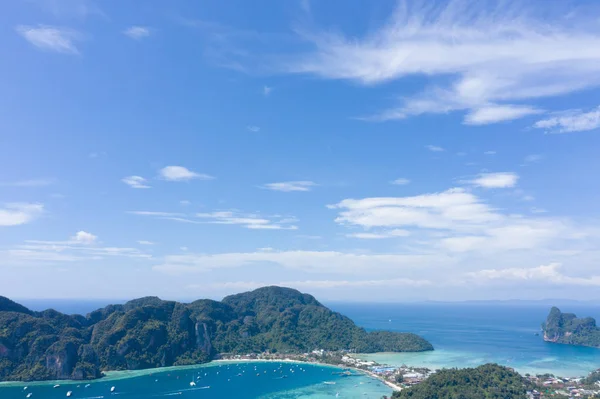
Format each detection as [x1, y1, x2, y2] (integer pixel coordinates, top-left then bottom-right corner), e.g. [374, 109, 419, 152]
[331, 302, 600, 377]
[0, 362, 391, 399]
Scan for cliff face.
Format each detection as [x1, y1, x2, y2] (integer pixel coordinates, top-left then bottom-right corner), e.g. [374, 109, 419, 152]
[542, 307, 600, 348]
[0, 286, 433, 382]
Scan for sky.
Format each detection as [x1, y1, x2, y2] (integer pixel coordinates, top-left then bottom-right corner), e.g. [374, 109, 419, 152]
[2, 0, 600, 302]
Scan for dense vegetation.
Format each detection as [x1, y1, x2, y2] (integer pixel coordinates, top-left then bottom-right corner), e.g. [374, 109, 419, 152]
[391, 364, 529, 399]
[0, 286, 432, 381]
[542, 307, 600, 348]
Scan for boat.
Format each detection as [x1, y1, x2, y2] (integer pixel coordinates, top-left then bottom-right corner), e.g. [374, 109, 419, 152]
[189, 381, 196, 387]
[85, 384, 91, 388]
[24, 387, 28, 391]
[324, 381, 336, 385]
[110, 386, 115, 392]
[27, 394, 33, 398]
[66, 391, 72, 397]
[53, 385, 61, 388]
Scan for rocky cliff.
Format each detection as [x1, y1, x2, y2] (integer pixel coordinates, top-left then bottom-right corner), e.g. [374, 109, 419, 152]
[542, 307, 600, 348]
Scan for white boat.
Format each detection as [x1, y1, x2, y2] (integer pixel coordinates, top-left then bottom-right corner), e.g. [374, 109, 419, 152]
[85, 384, 91, 388]
[24, 387, 28, 391]
[26, 394, 33, 398]
[324, 381, 336, 385]
[189, 381, 196, 387]
[66, 391, 72, 397]
[53, 385, 61, 388]
[110, 386, 115, 392]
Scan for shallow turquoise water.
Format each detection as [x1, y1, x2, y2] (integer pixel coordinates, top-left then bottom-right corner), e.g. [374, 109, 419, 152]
[0, 362, 391, 399]
[332, 302, 600, 377]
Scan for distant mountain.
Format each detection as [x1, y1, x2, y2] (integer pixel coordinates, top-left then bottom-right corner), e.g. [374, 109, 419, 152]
[0, 286, 433, 382]
[542, 307, 600, 348]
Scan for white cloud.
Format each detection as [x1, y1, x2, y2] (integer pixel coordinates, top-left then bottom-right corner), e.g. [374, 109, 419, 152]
[137, 240, 155, 245]
[122, 175, 151, 189]
[347, 229, 410, 239]
[467, 263, 600, 287]
[196, 210, 298, 230]
[533, 106, 600, 133]
[158, 166, 214, 182]
[123, 26, 151, 40]
[467, 172, 518, 188]
[484, 151, 496, 155]
[426, 145, 444, 152]
[16, 25, 80, 54]
[330, 188, 500, 230]
[247, 125, 261, 132]
[179, 200, 191, 206]
[0, 179, 55, 187]
[262, 181, 316, 192]
[464, 105, 542, 125]
[263, 86, 272, 96]
[0, 203, 44, 226]
[390, 178, 410, 185]
[279, 1, 600, 125]
[71, 231, 97, 244]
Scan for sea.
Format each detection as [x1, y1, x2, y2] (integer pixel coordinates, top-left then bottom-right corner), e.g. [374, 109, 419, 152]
[2, 299, 600, 398]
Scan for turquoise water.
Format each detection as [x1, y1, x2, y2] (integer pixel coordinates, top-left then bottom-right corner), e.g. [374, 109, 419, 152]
[332, 302, 600, 377]
[0, 362, 391, 399]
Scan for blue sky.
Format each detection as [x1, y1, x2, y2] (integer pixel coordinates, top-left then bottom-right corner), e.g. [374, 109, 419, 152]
[2, 0, 600, 301]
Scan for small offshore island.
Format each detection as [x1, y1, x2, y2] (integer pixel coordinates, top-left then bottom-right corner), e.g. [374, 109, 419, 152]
[0, 286, 432, 382]
[542, 307, 600, 348]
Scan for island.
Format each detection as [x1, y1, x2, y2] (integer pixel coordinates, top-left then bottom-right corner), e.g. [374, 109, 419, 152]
[0, 286, 433, 381]
[542, 307, 600, 348]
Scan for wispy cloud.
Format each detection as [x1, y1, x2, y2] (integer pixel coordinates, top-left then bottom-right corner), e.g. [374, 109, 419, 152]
[484, 151, 496, 155]
[123, 26, 151, 40]
[467, 172, 519, 188]
[523, 154, 543, 164]
[196, 211, 298, 230]
[0, 178, 55, 187]
[16, 25, 81, 54]
[390, 178, 410, 185]
[247, 125, 261, 132]
[155, 250, 437, 275]
[346, 229, 410, 239]
[262, 181, 316, 192]
[4, 231, 151, 264]
[275, 1, 600, 125]
[464, 105, 543, 125]
[426, 145, 444, 152]
[0, 203, 44, 226]
[533, 106, 600, 133]
[467, 263, 600, 287]
[263, 86, 272, 96]
[192, 277, 432, 291]
[128, 211, 185, 217]
[130, 209, 298, 230]
[158, 166, 214, 182]
[137, 240, 155, 245]
[122, 175, 151, 189]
